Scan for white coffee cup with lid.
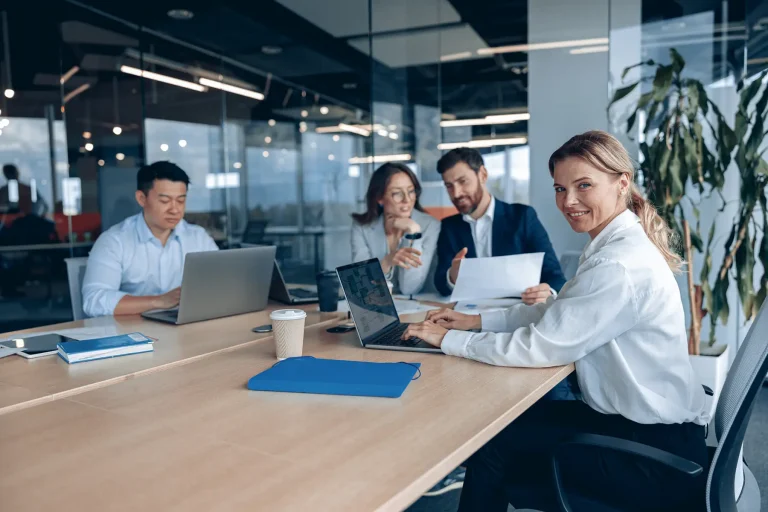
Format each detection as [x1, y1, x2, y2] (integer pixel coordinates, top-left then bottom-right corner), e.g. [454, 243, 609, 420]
[270, 309, 307, 360]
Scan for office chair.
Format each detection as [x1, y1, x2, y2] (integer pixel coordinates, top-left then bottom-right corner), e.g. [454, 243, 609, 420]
[509, 300, 768, 512]
[64, 257, 88, 320]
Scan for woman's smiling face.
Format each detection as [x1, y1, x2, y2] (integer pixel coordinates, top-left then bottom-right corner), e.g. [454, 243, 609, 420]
[552, 156, 629, 239]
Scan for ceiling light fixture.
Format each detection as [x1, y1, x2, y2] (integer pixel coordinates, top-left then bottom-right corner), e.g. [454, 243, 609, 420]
[179, 139, 187, 148]
[301, 110, 309, 118]
[265, 136, 272, 144]
[198, 77, 264, 100]
[570, 45, 609, 54]
[389, 132, 399, 140]
[440, 51, 473, 62]
[120, 65, 206, 92]
[268, 119, 276, 126]
[4, 89, 14, 99]
[83, 131, 91, 139]
[113, 126, 122, 135]
[98, 159, 105, 166]
[160, 144, 169, 151]
[440, 112, 530, 128]
[339, 123, 371, 137]
[377, 129, 389, 137]
[320, 106, 330, 115]
[84, 143, 94, 151]
[437, 137, 527, 150]
[60, 66, 80, 85]
[349, 154, 412, 164]
[116, 153, 125, 161]
[167, 9, 194, 20]
[333, 135, 340, 142]
[478, 37, 609, 55]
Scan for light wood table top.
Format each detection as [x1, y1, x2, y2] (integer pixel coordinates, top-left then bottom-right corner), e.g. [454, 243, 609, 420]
[0, 303, 344, 415]
[0, 319, 573, 512]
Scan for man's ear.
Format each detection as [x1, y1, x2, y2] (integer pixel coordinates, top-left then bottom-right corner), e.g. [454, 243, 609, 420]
[478, 166, 488, 185]
[135, 190, 147, 208]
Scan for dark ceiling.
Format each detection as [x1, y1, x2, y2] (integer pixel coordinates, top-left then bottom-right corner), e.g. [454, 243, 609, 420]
[0, 0, 763, 141]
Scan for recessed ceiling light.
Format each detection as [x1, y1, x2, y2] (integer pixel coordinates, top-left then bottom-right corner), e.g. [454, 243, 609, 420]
[268, 119, 276, 126]
[320, 106, 330, 115]
[261, 45, 283, 55]
[167, 9, 194, 20]
[301, 110, 309, 118]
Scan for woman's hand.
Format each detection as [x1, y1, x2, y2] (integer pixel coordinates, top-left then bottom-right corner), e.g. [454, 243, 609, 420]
[521, 283, 552, 305]
[402, 320, 448, 347]
[381, 247, 422, 273]
[387, 216, 422, 235]
[426, 308, 481, 331]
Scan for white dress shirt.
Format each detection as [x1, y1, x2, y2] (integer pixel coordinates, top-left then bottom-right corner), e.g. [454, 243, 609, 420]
[446, 195, 495, 289]
[441, 210, 708, 426]
[82, 213, 219, 317]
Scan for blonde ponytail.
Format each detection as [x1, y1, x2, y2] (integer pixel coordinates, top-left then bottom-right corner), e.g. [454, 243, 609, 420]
[628, 184, 682, 272]
[549, 130, 682, 272]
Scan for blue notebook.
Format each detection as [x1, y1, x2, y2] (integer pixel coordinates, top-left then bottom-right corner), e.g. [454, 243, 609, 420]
[247, 356, 421, 398]
[57, 332, 154, 364]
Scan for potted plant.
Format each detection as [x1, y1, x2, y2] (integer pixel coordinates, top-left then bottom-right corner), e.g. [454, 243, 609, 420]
[609, 50, 768, 406]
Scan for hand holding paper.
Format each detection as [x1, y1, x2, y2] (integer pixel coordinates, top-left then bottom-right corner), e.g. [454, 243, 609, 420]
[449, 253, 545, 302]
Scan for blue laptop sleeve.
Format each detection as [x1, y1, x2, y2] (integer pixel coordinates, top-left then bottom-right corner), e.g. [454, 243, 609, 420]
[247, 356, 420, 398]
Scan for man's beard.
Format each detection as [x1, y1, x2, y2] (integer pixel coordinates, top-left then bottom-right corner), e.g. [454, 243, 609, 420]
[454, 186, 484, 215]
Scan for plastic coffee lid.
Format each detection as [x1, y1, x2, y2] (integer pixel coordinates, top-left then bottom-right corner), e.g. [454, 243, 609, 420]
[270, 309, 307, 321]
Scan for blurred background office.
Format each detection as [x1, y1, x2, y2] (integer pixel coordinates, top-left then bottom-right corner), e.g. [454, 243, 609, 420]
[0, 0, 765, 335]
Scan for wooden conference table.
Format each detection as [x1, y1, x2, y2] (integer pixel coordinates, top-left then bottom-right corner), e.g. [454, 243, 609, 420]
[0, 302, 573, 512]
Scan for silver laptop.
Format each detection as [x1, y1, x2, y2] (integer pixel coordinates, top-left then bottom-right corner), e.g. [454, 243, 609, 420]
[269, 261, 318, 305]
[142, 246, 276, 325]
[336, 258, 442, 353]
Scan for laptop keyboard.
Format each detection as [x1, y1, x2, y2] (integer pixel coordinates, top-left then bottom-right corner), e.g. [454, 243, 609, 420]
[290, 288, 316, 299]
[376, 323, 426, 348]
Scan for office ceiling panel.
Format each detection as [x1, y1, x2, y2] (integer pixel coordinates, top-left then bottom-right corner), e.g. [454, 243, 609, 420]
[348, 24, 488, 68]
[276, 0, 461, 38]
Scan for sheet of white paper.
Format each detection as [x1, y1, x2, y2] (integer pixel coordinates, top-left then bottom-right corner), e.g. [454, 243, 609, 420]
[450, 253, 545, 302]
[454, 299, 522, 315]
[0, 326, 123, 344]
[392, 299, 441, 315]
[393, 292, 453, 304]
[0, 345, 23, 358]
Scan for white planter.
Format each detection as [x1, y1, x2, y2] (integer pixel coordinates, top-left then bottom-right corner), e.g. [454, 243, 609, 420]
[689, 344, 730, 419]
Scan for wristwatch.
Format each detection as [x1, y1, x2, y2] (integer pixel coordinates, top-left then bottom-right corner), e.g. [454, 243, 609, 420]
[403, 232, 422, 247]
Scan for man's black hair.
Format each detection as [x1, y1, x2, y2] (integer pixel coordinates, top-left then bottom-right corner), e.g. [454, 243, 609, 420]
[136, 161, 190, 195]
[436, 148, 485, 174]
[2, 164, 19, 180]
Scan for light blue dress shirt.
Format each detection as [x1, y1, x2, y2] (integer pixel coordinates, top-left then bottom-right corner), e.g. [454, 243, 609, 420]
[82, 213, 219, 317]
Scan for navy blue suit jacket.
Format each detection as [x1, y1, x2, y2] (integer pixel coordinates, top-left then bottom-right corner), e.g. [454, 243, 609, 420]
[433, 199, 566, 296]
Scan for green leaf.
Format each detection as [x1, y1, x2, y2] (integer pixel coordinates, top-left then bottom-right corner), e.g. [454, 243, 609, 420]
[670, 48, 686, 74]
[610, 82, 640, 105]
[652, 65, 675, 101]
[637, 91, 653, 109]
[690, 230, 704, 252]
[658, 142, 672, 182]
[621, 59, 656, 81]
[746, 108, 765, 163]
[739, 71, 767, 111]
[757, 158, 768, 176]
[735, 223, 756, 319]
[627, 111, 638, 132]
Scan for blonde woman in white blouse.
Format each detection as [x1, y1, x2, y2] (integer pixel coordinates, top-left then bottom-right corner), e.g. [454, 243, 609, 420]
[403, 131, 708, 511]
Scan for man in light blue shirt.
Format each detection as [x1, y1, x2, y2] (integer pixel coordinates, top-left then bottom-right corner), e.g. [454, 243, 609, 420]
[82, 161, 218, 317]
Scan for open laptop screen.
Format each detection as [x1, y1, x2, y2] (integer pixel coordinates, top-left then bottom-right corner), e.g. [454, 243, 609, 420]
[337, 259, 400, 344]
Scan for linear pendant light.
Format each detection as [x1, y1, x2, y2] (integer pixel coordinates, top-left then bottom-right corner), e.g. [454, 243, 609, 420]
[119, 65, 206, 92]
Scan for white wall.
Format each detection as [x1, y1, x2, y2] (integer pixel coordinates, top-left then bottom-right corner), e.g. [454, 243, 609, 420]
[528, 0, 611, 256]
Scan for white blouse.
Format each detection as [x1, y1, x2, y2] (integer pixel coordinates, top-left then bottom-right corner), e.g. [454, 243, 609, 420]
[441, 210, 708, 426]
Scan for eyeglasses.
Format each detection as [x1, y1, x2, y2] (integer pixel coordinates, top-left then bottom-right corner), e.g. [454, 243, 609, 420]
[391, 190, 417, 203]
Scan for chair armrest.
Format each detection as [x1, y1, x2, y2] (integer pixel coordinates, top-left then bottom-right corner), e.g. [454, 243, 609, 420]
[550, 433, 704, 512]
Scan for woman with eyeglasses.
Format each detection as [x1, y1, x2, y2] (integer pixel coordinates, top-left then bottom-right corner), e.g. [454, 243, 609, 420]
[351, 163, 440, 295]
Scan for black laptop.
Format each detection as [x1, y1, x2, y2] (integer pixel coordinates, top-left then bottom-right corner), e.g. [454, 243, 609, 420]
[336, 258, 441, 353]
[268, 261, 319, 305]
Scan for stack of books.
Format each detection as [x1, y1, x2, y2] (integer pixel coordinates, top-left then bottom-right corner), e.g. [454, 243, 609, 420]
[57, 332, 154, 364]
